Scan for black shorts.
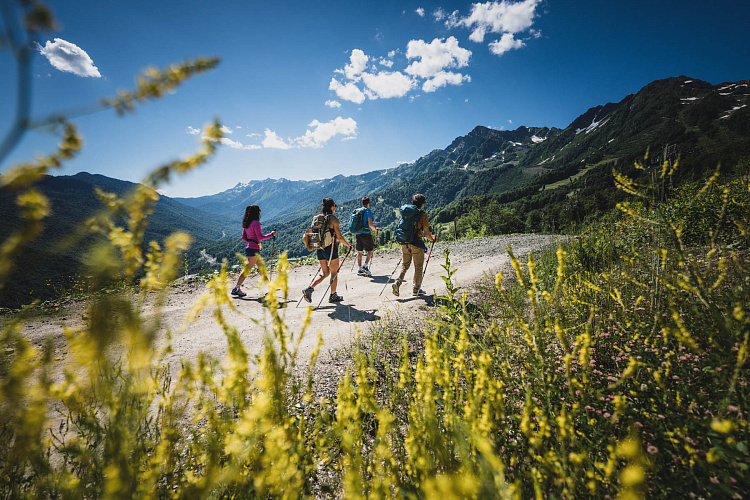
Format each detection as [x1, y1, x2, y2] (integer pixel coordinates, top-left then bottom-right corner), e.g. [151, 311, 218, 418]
[245, 247, 260, 257]
[356, 233, 375, 252]
[316, 244, 339, 261]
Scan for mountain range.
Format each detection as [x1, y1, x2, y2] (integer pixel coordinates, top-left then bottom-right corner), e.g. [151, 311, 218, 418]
[1, 75, 748, 308]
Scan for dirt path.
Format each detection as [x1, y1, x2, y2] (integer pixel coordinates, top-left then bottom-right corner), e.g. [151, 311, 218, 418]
[13, 235, 562, 371]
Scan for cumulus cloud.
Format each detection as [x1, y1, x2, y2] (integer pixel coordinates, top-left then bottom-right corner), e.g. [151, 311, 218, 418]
[295, 117, 357, 148]
[220, 137, 261, 150]
[329, 78, 366, 104]
[262, 129, 292, 149]
[422, 71, 470, 93]
[325, 99, 342, 108]
[489, 33, 525, 55]
[37, 38, 100, 77]
[187, 126, 201, 135]
[460, 0, 541, 43]
[220, 125, 234, 135]
[416, 7, 425, 17]
[335, 49, 369, 80]
[405, 36, 471, 79]
[361, 71, 414, 99]
[379, 57, 394, 68]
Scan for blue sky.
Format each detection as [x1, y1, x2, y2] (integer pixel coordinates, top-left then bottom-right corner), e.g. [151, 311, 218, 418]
[1, 0, 749, 197]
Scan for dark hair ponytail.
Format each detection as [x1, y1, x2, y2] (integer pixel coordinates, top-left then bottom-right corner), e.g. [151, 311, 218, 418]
[321, 198, 335, 215]
[242, 205, 260, 228]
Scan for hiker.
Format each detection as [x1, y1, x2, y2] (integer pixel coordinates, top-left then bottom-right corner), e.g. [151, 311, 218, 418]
[232, 204, 276, 298]
[355, 196, 380, 276]
[302, 198, 353, 304]
[393, 193, 436, 297]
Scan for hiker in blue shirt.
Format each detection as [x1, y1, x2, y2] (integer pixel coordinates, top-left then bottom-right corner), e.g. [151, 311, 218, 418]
[356, 196, 380, 276]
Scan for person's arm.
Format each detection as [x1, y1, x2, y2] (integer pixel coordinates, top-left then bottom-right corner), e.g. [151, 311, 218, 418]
[367, 216, 379, 233]
[422, 214, 436, 243]
[257, 222, 275, 241]
[332, 216, 353, 249]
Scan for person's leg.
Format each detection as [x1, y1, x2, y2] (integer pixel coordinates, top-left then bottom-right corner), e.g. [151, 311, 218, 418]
[236, 255, 258, 287]
[365, 249, 373, 266]
[329, 258, 340, 294]
[357, 251, 363, 267]
[412, 246, 425, 292]
[396, 245, 412, 284]
[311, 260, 330, 289]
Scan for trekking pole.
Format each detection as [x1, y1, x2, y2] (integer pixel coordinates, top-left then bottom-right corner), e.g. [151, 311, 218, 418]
[269, 229, 276, 280]
[315, 246, 353, 310]
[415, 235, 438, 294]
[379, 255, 403, 296]
[350, 235, 358, 273]
[296, 265, 321, 308]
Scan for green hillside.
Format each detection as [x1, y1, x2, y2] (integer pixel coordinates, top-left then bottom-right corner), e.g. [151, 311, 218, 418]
[0, 173, 230, 308]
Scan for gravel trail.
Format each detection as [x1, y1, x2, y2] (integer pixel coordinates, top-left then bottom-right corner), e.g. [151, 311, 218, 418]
[12, 234, 564, 373]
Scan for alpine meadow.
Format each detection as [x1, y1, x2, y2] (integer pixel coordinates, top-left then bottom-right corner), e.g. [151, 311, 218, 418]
[1, 0, 749, 498]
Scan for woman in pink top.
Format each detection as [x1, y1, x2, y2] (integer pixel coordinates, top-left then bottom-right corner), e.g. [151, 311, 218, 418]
[231, 205, 276, 297]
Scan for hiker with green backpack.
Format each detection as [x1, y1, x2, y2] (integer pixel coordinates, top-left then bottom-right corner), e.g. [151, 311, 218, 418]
[392, 193, 436, 297]
[301, 198, 353, 304]
[348, 196, 380, 277]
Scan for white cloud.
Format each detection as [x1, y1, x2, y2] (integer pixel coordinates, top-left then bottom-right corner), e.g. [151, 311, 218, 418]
[335, 49, 369, 80]
[422, 71, 470, 93]
[508, 119, 513, 124]
[489, 32, 525, 55]
[405, 36, 471, 79]
[433, 8, 446, 21]
[325, 99, 342, 108]
[460, 0, 541, 43]
[361, 71, 414, 99]
[388, 50, 398, 58]
[379, 57, 394, 68]
[220, 137, 261, 150]
[246, 132, 261, 138]
[295, 117, 357, 148]
[37, 38, 101, 77]
[187, 126, 201, 135]
[262, 129, 292, 149]
[329, 78, 366, 104]
[220, 125, 233, 135]
[416, 7, 425, 17]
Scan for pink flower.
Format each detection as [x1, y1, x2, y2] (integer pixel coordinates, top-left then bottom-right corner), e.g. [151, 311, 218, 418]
[710, 477, 719, 484]
[604, 412, 611, 418]
[647, 444, 658, 454]
[634, 422, 644, 428]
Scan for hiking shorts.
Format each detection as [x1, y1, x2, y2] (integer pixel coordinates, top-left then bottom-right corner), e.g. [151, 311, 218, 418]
[245, 247, 260, 257]
[316, 244, 339, 261]
[355, 233, 375, 252]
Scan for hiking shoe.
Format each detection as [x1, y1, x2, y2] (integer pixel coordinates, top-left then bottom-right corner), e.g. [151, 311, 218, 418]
[232, 287, 247, 298]
[357, 267, 367, 276]
[359, 267, 372, 277]
[392, 283, 400, 297]
[413, 289, 426, 296]
[302, 287, 314, 303]
[329, 292, 344, 303]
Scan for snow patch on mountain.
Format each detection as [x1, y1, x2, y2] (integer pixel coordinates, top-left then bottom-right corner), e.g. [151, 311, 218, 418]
[576, 115, 608, 134]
